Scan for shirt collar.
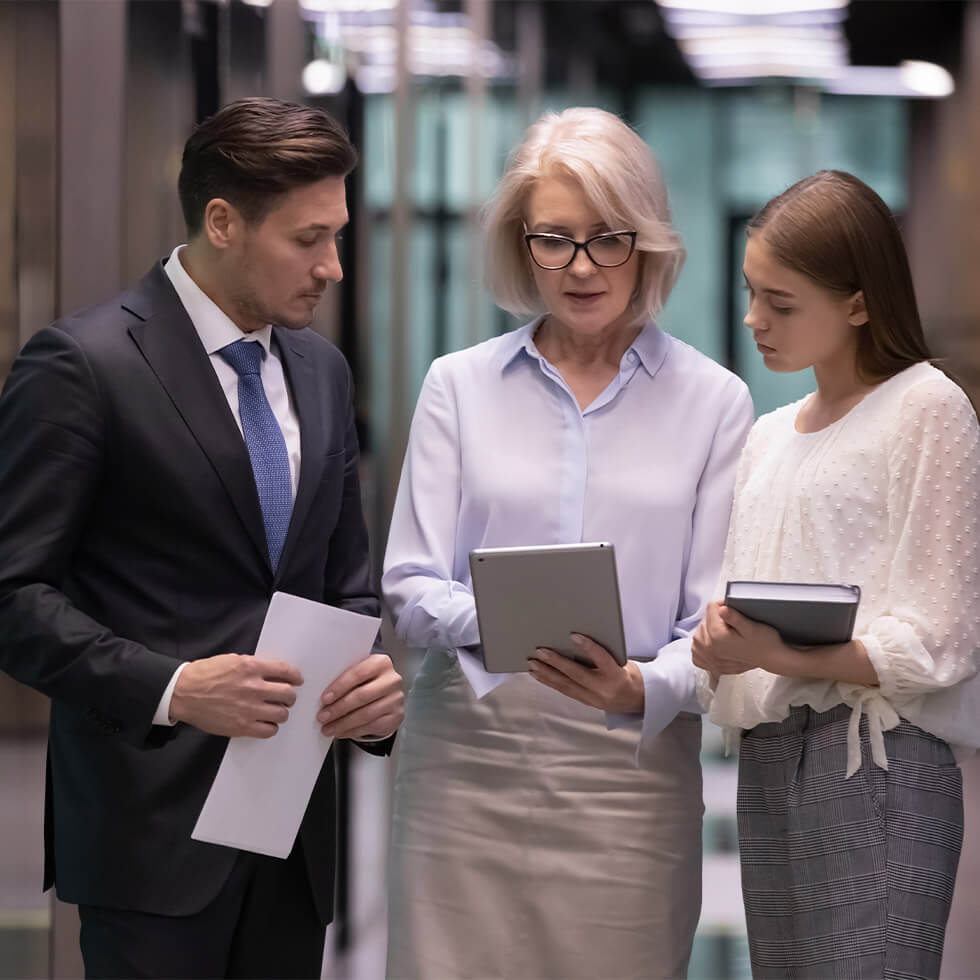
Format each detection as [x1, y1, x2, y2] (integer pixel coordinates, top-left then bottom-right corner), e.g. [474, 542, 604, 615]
[628, 321, 669, 377]
[163, 245, 273, 356]
[496, 315, 668, 378]
[496, 316, 546, 373]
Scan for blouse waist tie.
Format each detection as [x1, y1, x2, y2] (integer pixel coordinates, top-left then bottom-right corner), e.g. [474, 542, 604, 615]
[845, 688, 901, 778]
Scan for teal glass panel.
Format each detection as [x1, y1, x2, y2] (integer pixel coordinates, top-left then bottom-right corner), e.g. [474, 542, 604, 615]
[808, 95, 907, 209]
[442, 89, 527, 214]
[444, 219, 470, 356]
[408, 220, 438, 405]
[443, 220, 500, 356]
[537, 87, 622, 117]
[413, 88, 446, 211]
[369, 216, 392, 452]
[489, 90, 527, 181]
[443, 89, 484, 215]
[724, 88, 907, 214]
[363, 94, 395, 211]
[633, 88, 724, 361]
[688, 930, 753, 980]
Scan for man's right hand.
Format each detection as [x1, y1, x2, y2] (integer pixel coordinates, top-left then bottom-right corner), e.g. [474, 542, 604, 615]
[169, 654, 304, 738]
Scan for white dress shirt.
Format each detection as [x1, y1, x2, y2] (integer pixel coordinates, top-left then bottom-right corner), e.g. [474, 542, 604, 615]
[697, 361, 980, 776]
[382, 318, 754, 761]
[151, 246, 302, 725]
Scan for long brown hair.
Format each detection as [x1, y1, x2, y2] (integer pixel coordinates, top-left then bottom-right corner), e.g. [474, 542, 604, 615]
[747, 170, 931, 383]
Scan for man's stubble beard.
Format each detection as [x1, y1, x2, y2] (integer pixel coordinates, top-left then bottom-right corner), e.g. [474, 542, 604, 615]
[230, 277, 314, 333]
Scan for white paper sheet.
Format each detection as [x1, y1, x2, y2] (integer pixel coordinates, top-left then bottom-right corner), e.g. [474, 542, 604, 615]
[192, 592, 381, 859]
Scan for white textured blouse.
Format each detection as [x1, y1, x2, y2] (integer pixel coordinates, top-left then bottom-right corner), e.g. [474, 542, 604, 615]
[382, 319, 754, 760]
[698, 362, 980, 775]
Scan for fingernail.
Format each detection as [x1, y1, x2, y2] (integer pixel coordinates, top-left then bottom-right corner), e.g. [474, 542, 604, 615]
[322, 691, 335, 705]
[319, 711, 330, 723]
[570, 633, 585, 645]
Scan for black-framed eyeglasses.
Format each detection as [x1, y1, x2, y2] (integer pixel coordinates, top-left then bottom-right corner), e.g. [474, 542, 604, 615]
[523, 230, 637, 270]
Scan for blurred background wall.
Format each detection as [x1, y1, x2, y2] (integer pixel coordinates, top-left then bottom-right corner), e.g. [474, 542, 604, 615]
[0, 1, 978, 978]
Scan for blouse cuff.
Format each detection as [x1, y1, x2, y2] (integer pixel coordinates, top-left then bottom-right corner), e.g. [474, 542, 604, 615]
[606, 639, 701, 767]
[402, 588, 480, 649]
[859, 631, 895, 697]
[455, 645, 512, 699]
[858, 616, 939, 699]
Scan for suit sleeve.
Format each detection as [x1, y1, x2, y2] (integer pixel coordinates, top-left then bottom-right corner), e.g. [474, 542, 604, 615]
[0, 326, 179, 740]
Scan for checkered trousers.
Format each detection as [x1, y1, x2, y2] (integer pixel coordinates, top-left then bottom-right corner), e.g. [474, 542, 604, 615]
[737, 703, 963, 980]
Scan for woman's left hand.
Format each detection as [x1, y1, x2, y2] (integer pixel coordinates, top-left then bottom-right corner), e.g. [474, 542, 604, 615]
[691, 601, 787, 675]
[529, 634, 644, 713]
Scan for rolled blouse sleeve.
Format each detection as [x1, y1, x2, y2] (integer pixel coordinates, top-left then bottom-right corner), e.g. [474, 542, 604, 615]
[857, 377, 980, 701]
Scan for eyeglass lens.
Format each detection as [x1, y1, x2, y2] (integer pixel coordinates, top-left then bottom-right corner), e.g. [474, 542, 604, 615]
[528, 233, 634, 269]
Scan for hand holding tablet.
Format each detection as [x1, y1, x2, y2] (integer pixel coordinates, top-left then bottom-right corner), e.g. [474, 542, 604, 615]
[469, 542, 627, 673]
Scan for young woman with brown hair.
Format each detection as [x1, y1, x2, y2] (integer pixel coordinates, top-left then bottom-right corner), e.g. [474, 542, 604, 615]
[692, 169, 980, 980]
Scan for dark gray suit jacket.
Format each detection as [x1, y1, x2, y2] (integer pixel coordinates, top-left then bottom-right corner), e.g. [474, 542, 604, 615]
[0, 260, 388, 921]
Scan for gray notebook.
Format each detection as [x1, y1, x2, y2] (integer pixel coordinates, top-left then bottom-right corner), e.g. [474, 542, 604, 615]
[724, 580, 861, 646]
[469, 542, 627, 673]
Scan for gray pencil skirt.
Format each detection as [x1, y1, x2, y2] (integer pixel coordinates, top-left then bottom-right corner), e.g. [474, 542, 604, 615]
[386, 652, 704, 980]
[737, 703, 963, 980]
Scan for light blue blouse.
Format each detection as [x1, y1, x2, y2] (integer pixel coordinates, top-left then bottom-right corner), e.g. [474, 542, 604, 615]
[382, 319, 754, 760]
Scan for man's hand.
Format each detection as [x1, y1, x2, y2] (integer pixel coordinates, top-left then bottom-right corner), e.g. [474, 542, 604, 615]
[317, 653, 404, 740]
[528, 633, 645, 714]
[169, 654, 304, 738]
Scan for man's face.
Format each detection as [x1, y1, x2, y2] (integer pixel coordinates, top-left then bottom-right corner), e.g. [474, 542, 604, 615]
[225, 175, 349, 333]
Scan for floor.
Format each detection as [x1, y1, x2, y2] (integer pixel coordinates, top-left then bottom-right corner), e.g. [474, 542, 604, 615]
[0, 737, 49, 980]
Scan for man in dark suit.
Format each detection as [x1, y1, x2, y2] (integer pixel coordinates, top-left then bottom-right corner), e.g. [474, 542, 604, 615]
[0, 98, 404, 979]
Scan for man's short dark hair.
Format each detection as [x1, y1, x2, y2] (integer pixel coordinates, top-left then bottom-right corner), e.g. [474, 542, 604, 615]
[178, 97, 358, 235]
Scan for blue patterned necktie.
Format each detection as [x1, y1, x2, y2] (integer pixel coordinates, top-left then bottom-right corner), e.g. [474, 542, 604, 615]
[218, 339, 293, 571]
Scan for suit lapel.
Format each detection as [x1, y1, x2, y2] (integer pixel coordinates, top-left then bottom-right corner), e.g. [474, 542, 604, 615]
[124, 263, 271, 571]
[275, 328, 328, 582]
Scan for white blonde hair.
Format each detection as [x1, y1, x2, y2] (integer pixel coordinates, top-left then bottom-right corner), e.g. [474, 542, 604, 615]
[483, 107, 685, 323]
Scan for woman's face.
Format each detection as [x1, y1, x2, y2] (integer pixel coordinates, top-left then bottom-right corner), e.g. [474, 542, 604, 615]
[742, 235, 867, 375]
[524, 175, 640, 339]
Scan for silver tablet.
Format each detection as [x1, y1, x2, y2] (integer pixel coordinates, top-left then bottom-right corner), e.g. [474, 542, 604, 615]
[469, 542, 627, 674]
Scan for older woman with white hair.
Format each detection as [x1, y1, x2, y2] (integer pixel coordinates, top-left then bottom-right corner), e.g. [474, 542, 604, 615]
[382, 107, 754, 979]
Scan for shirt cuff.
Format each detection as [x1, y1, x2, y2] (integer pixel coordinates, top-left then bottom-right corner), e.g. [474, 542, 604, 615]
[406, 592, 480, 650]
[152, 662, 188, 727]
[606, 638, 701, 766]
